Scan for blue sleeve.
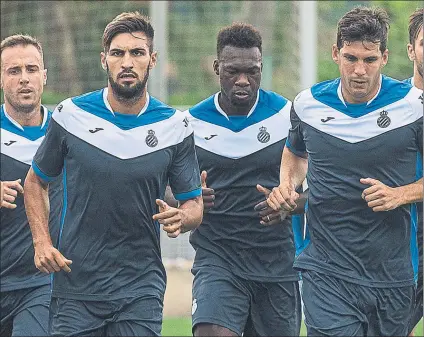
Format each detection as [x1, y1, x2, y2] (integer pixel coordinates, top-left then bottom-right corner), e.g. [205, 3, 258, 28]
[32, 118, 67, 183]
[168, 133, 201, 201]
[286, 105, 307, 158]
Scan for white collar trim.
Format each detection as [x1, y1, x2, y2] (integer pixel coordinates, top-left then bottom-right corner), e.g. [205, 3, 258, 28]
[102, 87, 150, 117]
[337, 74, 382, 106]
[214, 90, 260, 119]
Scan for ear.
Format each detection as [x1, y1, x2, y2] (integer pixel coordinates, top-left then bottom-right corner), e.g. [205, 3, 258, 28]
[43, 69, 47, 85]
[407, 43, 415, 62]
[331, 44, 340, 64]
[213, 59, 219, 75]
[149, 51, 157, 69]
[381, 49, 389, 67]
[100, 51, 107, 70]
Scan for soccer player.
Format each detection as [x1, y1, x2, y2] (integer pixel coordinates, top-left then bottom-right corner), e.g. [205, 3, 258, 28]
[406, 8, 423, 336]
[267, 6, 423, 336]
[1, 35, 61, 336]
[187, 23, 305, 336]
[24, 12, 203, 336]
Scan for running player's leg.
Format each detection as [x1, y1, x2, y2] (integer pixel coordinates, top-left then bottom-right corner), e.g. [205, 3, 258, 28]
[192, 266, 250, 336]
[246, 281, 301, 336]
[302, 270, 365, 336]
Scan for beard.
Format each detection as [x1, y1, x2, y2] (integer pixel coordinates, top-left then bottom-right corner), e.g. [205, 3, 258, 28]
[4, 92, 39, 114]
[107, 63, 150, 102]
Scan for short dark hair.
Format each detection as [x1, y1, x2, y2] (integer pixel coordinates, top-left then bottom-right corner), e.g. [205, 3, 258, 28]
[409, 8, 423, 46]
[336, 6, 390, 54]
[102, 11, 154, 54]
[217, 22, 262, 59]
[1, 34, 43, 60]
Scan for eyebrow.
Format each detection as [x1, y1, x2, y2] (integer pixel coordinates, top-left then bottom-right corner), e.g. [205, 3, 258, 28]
[109, 46, 147, 51]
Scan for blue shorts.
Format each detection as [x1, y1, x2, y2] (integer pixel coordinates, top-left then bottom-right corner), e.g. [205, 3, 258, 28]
[192, 265, 301, 336]
[302, 270, 415, 336]
[1, 284, 50, 337]
[49, 295, 163, 336]
[409, 208, 423, 333]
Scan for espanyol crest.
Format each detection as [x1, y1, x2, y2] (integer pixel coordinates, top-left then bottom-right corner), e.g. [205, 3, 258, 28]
[145, 130, 158, 147]
[257, 126, 270, 143]
[377, 110, 390, 128]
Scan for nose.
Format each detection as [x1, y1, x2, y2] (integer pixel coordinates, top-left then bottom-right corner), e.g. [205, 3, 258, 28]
[19, 70, 30, 84]
[121, 52, 134, 69]
[235, 73, 249, 87]
[353, 61, 366, 76]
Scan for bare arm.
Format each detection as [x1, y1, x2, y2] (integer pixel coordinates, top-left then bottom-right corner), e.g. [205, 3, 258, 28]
[361, 177, 423, 212]
[280, 147, 308, 191]
[24, 168, 51, 246]
[178, 196, 203, 232]
[267, 147, 308, 212]
[153, 196, 203, 238]
[24, 168, 72, 273]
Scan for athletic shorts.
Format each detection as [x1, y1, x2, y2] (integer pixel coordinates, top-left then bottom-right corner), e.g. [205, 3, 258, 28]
[302, 270, 415, 336]
[49, 295, 163, 336]
[1, 284, 50, 337]
[191, 265, 301, 336]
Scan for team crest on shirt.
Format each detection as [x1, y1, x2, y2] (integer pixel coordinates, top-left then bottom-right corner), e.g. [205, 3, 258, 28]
[257, 126, 270, 143]
[145, 130, 158, 147]
[419, 93, 423, 105]
[377, 110, 391, 128]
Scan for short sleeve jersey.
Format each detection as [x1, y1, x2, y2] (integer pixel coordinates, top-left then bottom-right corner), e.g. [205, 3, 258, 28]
[32, 89, 201, 301]
[188, 89, 299, 282]
[1, 104, 62, 292]
[287, 75, 423, 287]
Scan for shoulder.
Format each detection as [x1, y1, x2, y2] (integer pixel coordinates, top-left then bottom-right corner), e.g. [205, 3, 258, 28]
[257, 89, 290, 112]
[52, 89, 104, 124]
[187, 94, 216, 120]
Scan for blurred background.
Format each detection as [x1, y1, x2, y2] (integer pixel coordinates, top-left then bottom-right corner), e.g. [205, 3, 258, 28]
[1, 1, 422, 335]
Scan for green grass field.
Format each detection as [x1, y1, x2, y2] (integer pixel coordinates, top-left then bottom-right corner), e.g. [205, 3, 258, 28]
[162, 317, 423, 336]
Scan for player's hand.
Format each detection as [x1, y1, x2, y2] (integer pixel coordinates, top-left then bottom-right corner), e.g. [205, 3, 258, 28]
[34, 242, 72, 273]
[254, 184, 289, 225]
[1, 179, 24, 209]
[201, 171, 215, 212]
[153, 199, 184, 238]
[360, 178, 401, 212]
[266, 183, 299, 212]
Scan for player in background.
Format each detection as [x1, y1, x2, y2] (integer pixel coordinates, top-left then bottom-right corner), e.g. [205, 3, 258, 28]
[406, 7, 423, 336]
[1, 34, 62, 336]
[186, 23, 306, 336]
[24, 12, 203, 336]
[267, 6, 423, 336]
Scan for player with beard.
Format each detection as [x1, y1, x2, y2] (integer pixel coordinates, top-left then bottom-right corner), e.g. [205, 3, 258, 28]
[24, 12, 203, 336]
[406, 8, 423, 336]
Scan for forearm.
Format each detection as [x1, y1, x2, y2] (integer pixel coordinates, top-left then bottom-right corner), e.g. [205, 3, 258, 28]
[24, 168, 52, 247]
[397, 178, 423, 205]
[179, 196, 203, 232]
[280, 147, 308, 189]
